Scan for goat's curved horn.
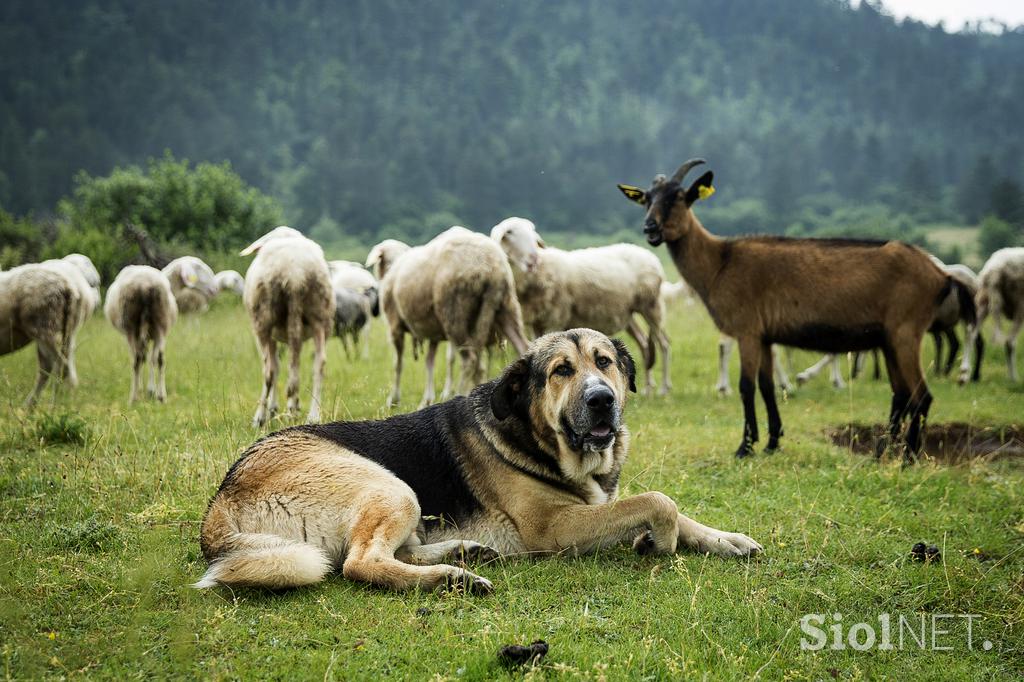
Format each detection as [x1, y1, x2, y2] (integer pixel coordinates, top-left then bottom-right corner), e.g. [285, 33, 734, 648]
[670, 158, 707, 185]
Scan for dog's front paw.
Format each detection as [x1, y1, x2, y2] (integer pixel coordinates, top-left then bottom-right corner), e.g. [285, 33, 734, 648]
[693, 530, 762, 558]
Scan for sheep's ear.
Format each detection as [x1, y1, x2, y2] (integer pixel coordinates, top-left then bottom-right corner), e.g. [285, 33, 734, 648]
[491, 357, 531, 421]
[536, 235, 547, 248]
[364, 246, 383, 270]
[611, 338, 637, 393]
[617, 184, 648, 206]
[240, 234, 270, 256]
[682, 171, 715, 206]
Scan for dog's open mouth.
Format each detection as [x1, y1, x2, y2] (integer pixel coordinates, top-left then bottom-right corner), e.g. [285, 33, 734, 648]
[562, 417, 615, 450]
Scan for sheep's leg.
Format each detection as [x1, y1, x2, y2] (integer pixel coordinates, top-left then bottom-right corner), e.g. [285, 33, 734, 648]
[153, 335, 168, 402]
[387, 331, 404, 408]
[796, 354, 832, 385]
[959, 296, 988, 385]
[146, 340, 157, 396]
[440, 343, 455, 401]
[419, 339, 440, 408]
[59, 325, 79, 389]
[127, 333, 148, 405]
[25, 340, 59, 409]
[930, 330, 943, 376]
[734, 337, 762, 458]
[758, 341, 783, 452]
[656, 328, 672, 395]
[852, 352, 865, 379]
[772, 346, 793, 392]
[306, 325, 327, 423]
[284, 333, 304, 416]
[716, 335, 733, 396]
[625, 319, 653, 396]
[1006, 318, 1022, 382]
[253, 336, 279, 427]
[500, 317, 529, 356]
[456, 346, 479, 395]
[828, 355, 845, 389]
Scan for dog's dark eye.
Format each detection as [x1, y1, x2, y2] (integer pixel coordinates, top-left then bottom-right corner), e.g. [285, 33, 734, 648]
[596, 356, 612, 369]
[553, 364, 574, 377]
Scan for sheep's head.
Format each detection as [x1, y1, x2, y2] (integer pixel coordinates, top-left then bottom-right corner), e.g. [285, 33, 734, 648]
[214, 270, 245, 296]
[171, 257, 218, 298]
[365, 239, 410, 280]
[491, 217, 544, 273]
[617, 159, 714, 246]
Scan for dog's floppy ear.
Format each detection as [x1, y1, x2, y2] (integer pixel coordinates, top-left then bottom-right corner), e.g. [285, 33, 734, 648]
[611, 338, 637, 393]
[491, 356, 531, 421]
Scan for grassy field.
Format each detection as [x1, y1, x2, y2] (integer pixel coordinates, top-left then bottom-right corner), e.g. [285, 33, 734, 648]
[1, 299, 1022, 680]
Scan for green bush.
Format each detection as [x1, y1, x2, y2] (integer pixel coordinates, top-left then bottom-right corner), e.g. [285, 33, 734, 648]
[978, 214, 1021, 258]
[0, 207, 49, 269]
[56, 152, 283, 277]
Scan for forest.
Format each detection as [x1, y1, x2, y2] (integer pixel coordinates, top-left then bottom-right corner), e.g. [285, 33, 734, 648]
[1, 0, 1023, 272]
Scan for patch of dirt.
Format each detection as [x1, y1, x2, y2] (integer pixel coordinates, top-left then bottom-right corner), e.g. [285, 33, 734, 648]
[828, 422, 1024, 464]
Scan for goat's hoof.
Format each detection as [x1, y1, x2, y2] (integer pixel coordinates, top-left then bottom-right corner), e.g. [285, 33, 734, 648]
[764, 440, 780, 454]
[735, 443, 756, 459]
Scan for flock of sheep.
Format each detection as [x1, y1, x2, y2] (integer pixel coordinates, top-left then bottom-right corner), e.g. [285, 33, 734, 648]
[2, 221, 1024, 435]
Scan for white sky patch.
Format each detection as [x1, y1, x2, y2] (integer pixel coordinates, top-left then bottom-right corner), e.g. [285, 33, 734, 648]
[859, 0, 1024, 30]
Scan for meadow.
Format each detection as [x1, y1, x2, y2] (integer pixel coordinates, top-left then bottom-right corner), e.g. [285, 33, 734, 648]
[0, 298, 1022, 680]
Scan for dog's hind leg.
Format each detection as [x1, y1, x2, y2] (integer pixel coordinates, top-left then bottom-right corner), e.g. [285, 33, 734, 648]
[342, 495, 493, 594]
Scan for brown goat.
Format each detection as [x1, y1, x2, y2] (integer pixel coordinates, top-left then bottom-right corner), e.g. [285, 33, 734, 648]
[618, 159, 970, 459]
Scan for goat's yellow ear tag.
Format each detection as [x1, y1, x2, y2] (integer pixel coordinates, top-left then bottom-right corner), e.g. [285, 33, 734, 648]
[698, 185, 715, 200]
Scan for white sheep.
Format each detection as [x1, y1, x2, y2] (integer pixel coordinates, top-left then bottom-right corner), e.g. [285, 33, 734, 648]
[715, 336, 797, 395]
[162, 256, 218, 313]
[366, 226, 528, 408]
[241, 227, 335, 426]
[961, 247, 1024, 383]
[328, 261, 379, 358]
[61, 253, 102, 311]
[0, 264, 84, 406]
[104, 265, 178, 403]
[35, 255, 101, 386]
[214, 270, 245, 296]
[491, 217, 670, 395]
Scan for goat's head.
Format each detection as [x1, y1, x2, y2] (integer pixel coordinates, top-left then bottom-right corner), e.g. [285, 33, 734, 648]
[617, 159, 715, 246]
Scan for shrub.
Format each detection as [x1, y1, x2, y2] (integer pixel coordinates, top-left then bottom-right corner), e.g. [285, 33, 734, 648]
[34, 413, 89, 446]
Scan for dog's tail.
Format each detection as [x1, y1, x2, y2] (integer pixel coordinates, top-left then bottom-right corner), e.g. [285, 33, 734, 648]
[193, 532, 332, 589]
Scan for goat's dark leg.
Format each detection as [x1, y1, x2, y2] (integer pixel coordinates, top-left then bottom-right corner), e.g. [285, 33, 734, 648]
[872, 348, 882, 380]
[877, 342, 910, 459]
[758, 341, 783, 452]
[896, 330, 930, 460]
[943, 328, 959, 376]
[972, 329, 984, 382]
[735, 338, 762, 458]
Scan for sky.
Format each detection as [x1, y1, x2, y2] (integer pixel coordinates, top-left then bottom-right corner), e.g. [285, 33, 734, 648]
[867, 0, 1024, 29]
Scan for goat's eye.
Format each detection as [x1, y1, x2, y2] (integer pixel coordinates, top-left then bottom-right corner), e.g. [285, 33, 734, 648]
[553, 364, 574, 377]
[596, 356, 612, 369]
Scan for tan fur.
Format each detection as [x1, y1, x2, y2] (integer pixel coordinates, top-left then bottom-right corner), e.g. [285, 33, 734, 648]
[197, 329, 761, 593]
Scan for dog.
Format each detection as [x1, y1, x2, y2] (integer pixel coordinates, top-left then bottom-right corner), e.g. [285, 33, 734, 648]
[196, 328, 761, 593]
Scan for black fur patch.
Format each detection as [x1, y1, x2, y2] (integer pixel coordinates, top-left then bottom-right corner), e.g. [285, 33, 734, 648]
[293, 401, 483, 529]
[768, 324, 886, 353]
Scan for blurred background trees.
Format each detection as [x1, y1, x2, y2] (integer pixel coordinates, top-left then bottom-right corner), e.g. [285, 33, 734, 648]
[1, 0, 1022, 269]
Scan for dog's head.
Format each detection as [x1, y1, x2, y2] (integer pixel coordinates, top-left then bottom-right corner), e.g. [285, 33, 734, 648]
[490, 329, 636, 481]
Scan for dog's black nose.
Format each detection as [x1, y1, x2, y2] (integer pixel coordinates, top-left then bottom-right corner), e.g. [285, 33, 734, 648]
[585, 384, 615, 411]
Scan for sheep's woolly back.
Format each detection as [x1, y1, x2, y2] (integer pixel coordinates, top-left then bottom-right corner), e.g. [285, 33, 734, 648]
[378, 227, 523, 348]
[0, 264, 81, 357]
[214, 270, 245, 295]
[979, 247, 1024, 319]
[365, 240, 411, 280]
[163, 256, 218, 313]
[39, 259, 97, 324]
[243, 236, 335, 342]
[329, 261, 377, 292]
[105, 265, 178, 340]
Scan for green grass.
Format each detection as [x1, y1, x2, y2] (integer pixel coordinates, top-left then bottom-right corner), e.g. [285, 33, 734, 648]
[1, 299, 1022, 680]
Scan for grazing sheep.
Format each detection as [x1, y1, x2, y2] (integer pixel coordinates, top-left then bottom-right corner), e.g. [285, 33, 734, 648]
[328, 261, 379, 358]
[490, 217, 671, 395]
[960, 247, 1024, 383]
[104, 265, 178, 403]
[162, 256, 218, 313]
[241, 227, 335, 426]
[0, 264, 84, 406]
[61, 253, 102, 311]
[660, 279, 694, 307]
[619, 158, 968, 458]
[924, 258, 982, 379]
[366, 227, 529, 408]
[214, 270, 245, 296]
[332, 287, 373, 359]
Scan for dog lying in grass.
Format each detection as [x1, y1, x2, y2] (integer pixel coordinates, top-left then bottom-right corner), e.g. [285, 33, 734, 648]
[196, 328, 761, 593]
